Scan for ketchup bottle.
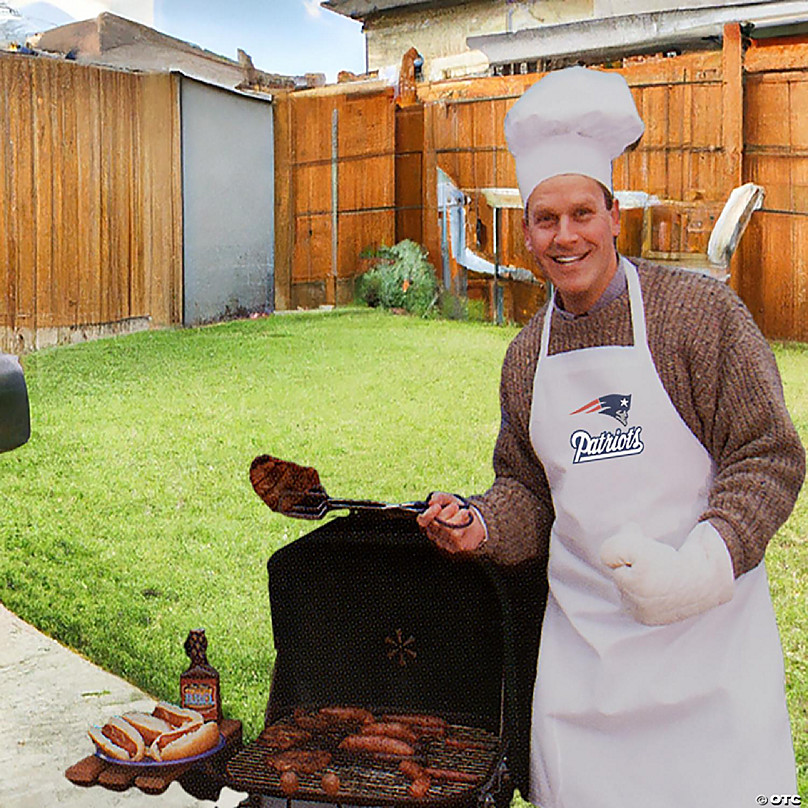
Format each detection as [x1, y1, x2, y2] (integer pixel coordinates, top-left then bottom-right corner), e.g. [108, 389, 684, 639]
[180, 629, 222, 722]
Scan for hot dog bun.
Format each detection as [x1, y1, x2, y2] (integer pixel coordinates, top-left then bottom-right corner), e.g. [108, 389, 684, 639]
[152, 701, 204, 729]
[121, 711, 173, 745]
[89, 726, 130, 761]
[89, 717, 146, 761]
[149, 720, 220, 762]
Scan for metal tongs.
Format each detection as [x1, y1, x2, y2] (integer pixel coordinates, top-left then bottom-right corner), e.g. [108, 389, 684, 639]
[249, 454, 473, 527]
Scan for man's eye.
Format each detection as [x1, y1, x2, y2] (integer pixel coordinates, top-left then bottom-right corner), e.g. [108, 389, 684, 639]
[534, 214, 555, 226]
[574, 208, 594, 219]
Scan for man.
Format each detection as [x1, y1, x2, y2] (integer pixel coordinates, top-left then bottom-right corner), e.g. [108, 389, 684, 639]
[418, 66, 805, 807]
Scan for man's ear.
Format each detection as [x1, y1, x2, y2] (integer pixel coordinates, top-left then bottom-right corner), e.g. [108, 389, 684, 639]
[522, 215, 534, 256]
[610, 197, 621, 239]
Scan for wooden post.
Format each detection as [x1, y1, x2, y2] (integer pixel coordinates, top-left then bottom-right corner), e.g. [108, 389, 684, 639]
[329, 106, 338, 307]
[422, 104, 442, 275]
[273, 91, 293, 311]
[722, 22, 744, 189]
[722, 22, 744, 288]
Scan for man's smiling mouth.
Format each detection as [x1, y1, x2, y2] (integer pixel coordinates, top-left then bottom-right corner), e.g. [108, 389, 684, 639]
[552, 254, 587, 264]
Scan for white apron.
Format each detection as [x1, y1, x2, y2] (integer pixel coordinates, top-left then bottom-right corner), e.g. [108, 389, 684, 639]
[528, 258, 796, 808]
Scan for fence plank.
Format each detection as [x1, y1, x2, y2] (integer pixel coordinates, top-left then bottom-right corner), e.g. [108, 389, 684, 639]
[8, 59, 36, 339]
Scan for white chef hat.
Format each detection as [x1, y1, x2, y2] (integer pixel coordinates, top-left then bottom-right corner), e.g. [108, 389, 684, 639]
[504, 66, 645, 202]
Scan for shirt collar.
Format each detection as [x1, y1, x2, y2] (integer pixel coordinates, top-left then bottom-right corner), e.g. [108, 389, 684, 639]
[554, 258, 627, 320]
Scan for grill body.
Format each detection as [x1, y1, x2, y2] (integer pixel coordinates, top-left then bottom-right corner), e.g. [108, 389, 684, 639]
[226, 513, 524, 806]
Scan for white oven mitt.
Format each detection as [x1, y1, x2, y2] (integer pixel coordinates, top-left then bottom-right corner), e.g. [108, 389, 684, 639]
[600, 521, 735, 625]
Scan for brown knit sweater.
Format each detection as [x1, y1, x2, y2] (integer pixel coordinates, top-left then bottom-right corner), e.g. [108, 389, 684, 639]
[469, 259, 806, 578]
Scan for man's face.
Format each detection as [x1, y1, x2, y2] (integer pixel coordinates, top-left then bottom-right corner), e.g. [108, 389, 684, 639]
[522, 174, 621, 315]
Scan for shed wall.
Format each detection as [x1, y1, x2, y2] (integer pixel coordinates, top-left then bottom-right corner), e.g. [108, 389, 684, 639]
[180, 77, 274, 326]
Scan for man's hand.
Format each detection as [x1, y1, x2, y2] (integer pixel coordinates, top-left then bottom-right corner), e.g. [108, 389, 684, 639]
[600, 521, 735, 625]
[416, 492, 486, 554]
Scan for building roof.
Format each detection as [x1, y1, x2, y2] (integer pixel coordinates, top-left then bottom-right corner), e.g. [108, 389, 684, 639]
[31, 12, 317, 94]
[467, 0, 808, 67]
[321, 0, 463, 22]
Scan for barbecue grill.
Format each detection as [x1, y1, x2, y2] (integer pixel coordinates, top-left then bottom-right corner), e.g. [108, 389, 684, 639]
[224, 511, 531, 808]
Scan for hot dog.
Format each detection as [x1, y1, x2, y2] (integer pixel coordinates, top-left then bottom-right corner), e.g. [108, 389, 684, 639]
[293, 708, 332, 732]
[152, 701, 204, 729]
[338, 734, 415, 757]
[148, 720, 220, 762]
[89, 717, 146, 761]
[121, 712, 173, 745]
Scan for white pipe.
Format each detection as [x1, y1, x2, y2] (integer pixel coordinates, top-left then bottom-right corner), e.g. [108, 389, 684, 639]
[437, 169, 539, 284]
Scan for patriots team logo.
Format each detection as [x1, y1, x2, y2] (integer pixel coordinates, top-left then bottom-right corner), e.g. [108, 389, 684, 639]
[571, 394, 632, 426]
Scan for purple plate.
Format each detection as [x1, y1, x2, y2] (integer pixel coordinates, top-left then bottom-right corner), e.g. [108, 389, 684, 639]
[94, 733, 226, 767]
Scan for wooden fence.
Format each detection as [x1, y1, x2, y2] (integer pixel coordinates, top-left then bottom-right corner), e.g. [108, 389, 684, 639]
[275, 25, 808, 341]
[4, 26, 808, 347]
[739, 38, 808, 341]
[0, 55, 181, 354]
[273, 87, 397, 310]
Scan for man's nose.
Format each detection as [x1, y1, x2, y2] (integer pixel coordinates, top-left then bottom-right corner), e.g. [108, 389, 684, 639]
[554, 216, 578, 245]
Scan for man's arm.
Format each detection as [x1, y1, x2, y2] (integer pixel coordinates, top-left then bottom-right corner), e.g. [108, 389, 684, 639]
[418, 324, 555, 565]
[469, 383, 555, 566]
[688, 283, 805, 577]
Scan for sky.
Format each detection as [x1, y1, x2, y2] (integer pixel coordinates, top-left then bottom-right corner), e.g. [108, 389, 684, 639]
[13, 0, 367, 81]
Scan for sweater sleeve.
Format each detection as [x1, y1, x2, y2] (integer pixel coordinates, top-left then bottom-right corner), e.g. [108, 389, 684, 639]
[679, 279, 805, 577]
[468, 323, 555, 567]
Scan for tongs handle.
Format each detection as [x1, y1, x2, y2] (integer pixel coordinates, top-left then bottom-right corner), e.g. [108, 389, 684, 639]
[322, 497, 473, 528]
[397, 495, 476, 530]
[249, 454, 474, 527]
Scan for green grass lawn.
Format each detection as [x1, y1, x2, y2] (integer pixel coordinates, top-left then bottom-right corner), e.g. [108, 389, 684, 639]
[1, 310, 806, 795]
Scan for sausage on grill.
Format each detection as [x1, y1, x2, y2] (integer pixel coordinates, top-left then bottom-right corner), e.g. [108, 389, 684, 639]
[409, 775, 432, 798]
[399, 759, 425, 780]
[444, 737, 490, 751]
[360, 721, 418, 745]
[258, 725, 311, 750]
[338, 734, 415, 757]
[319, 706, 375, 725]
[293, 709, 332, 732]
[382, 714, 448, 736]
[423, 766, 482, 783]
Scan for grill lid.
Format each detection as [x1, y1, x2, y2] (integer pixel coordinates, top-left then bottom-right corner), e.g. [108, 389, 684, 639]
[266, 513, 514, 731]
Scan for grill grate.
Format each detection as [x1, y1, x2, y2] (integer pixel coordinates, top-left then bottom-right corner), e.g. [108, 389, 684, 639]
[225, 717, 501, 805]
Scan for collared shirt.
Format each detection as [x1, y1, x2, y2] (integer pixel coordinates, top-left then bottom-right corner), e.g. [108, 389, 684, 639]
[554, 258, 627, 320]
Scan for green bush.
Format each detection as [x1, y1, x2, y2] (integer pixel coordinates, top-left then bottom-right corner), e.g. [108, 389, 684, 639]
[355, 240, 438, 317]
